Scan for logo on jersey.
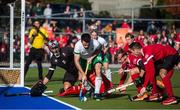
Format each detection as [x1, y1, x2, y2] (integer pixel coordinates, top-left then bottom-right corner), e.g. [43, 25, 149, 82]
[62, 60, 66, 64]
[133, 59, 137, 65]
[82, 51, 87, 55]
[62, 53, 66, 56]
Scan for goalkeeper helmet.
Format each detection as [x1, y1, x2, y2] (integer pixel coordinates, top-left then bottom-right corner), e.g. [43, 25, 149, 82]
[48, 40, 59, 49]
[48, 40, 60, 58]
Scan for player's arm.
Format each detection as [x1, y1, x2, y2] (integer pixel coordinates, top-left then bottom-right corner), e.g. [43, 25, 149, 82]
[140, 55, 156, 95]
[136, 59, 145, 77]
[102, 39, 109, 54]
[28, 29, 37, 44]
[40, 27, 49, 44]
[74, 54, 86, 81]
[103, 45, 109, 54]
[43, 62, 56, 85]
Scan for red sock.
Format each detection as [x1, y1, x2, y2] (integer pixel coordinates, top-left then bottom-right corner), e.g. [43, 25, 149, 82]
[119, 73, 127, 85]
[131, 73, 142, 93]
[162, 69, 174, 98]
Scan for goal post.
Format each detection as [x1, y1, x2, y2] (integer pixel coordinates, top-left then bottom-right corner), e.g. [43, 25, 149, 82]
[0, 0, 25, 87]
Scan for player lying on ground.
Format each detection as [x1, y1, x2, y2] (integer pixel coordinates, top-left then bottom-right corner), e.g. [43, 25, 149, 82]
[129, 42, 179, 105]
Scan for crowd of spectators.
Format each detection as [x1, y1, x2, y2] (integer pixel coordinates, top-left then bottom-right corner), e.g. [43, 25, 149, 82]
[0, 2, 180, 64]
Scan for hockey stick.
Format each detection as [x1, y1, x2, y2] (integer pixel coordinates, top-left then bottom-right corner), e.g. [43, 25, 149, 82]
[113, 69, 130, 73]
[102, 82, 134, 96]
[4, 90, 53, 97]
[79, 62, 90, 102]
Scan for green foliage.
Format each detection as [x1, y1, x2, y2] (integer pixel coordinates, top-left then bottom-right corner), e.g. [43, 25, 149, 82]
[156, 0, 164, 5]
[139, 5, 160, 19]
[68, 0, 92, 10]
[98, 11, 111, 18]
[44, 0, 67, 4]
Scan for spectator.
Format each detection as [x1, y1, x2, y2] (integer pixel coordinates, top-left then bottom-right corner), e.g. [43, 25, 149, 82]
[104, 23, 113, 33]
[26, 1, 33, 17]
[64, 5, 71, 16]
[0, 40, 8, 61]
[136, 29, 145, 42]
[167, 32, 176, 47]
[32, 2, 43, 16]
[64, 26, 72, 35]
[147, 21, 157, 35]
[56, 34, 68, 48]
[79, 7, 84, 17]
[73, 8, 78, 18]
[43, 19, 50, 30]
[160, 30, 168, 45]
[43, 4, 52, 22]
[121, 19, 130, 28]
[13, 35, 20, 61]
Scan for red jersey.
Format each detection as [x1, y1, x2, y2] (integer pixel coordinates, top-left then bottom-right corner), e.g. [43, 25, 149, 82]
[142, 44, 177, 87]
[128, 54, 143, 69]
[120, 54, 142, 70]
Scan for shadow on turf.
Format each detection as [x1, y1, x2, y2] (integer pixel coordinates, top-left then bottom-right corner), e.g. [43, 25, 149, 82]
[175, 96, 180, 104]
[105, 93, 129, 99]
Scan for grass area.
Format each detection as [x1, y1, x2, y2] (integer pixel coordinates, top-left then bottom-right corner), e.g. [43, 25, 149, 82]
[25, 67, 180, 109]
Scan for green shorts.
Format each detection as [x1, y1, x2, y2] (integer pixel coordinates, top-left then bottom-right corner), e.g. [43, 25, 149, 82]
[80, 54, 103, 71]
[103, 54, 110, 63]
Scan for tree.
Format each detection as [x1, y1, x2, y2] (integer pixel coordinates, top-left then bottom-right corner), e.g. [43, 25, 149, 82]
[164, 0, 180, 16]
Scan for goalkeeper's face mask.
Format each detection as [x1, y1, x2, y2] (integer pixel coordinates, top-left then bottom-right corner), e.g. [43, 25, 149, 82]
[48, 40, 60, 58]
[51, 47, 60, 58]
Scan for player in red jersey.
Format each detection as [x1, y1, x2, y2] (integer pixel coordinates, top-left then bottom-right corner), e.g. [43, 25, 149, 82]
[116, 48, 149, 101]
[123, 33, 144, 53]
[129, 42, 179, 105]
[119, 33, 144, 92]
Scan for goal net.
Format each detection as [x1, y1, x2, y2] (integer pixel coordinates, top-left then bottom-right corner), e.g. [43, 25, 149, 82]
[0, 0, 25, 87]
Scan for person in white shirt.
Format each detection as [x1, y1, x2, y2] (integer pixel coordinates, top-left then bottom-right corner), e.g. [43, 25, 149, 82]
[43, 4, 52, 22]
[74, 33, 103, 100]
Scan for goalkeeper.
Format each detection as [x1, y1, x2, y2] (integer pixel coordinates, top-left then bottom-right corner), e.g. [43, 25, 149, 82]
[42, 38, 79, 94]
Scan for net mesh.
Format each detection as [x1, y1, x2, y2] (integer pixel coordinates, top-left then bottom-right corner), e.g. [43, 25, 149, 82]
[0, 69, 20, 85]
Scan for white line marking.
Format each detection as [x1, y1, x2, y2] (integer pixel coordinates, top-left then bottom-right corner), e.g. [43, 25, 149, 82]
[25, 87, 81, 110]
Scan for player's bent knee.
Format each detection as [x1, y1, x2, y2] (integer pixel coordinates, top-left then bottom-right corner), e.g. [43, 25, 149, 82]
[95, 63, 102, 75]
[64, 82, 72, 90]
